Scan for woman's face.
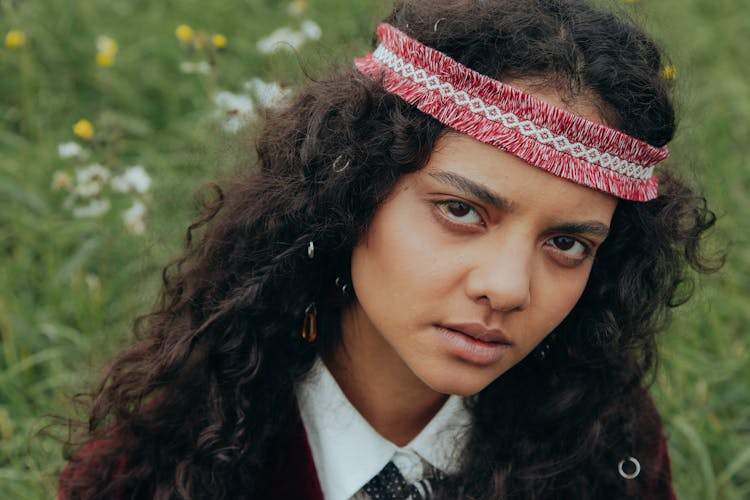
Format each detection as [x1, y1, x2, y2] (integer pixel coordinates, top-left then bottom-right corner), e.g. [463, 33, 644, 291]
[343, 97, 618, 397]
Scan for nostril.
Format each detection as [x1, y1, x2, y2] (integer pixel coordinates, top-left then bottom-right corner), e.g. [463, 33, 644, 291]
[472, 285, 531, 313]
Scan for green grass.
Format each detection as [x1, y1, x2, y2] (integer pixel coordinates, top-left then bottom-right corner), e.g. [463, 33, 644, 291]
[1, 0, 748, 498]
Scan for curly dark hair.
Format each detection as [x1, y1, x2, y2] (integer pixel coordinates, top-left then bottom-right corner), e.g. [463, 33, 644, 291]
[61, 0, 720, 498]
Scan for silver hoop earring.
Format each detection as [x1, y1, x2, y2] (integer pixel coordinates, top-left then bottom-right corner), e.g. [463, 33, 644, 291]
[618, 456, 641, 480]
[335, 276, 350, 296]
[433, 18, 445, 32]
[332, 155, 350, 173]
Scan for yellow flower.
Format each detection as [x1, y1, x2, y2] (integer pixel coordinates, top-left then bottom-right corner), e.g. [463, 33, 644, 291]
[96, 51, 116, 67]
[73, 119, 94, 140]
[95, 35, 118, 67]
[4, 30, 27, 49]
[211, 33, 227, 49]
[176, 24, 194, 42]
[660, 65, 677, 80]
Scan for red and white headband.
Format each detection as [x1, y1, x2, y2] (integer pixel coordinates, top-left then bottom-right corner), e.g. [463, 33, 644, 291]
[354, 24, 669, 201]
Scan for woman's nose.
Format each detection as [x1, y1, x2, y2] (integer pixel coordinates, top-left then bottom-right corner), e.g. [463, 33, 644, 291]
[464, 236, 533, 312]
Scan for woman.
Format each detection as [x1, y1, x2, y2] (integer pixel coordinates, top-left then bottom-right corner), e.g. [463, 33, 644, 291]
[60, 0, 719, 498]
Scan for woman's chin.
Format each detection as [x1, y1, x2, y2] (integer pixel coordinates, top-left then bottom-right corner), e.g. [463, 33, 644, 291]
[419, 365, 502, 397]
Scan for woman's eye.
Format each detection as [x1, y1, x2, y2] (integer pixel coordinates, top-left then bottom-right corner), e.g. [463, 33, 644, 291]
[436, 201, 483, 225]
[548, 236, 590, 259]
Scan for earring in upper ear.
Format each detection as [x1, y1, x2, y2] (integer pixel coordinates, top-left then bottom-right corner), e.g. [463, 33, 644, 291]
[307, 241, 315, 259]
[301, 303, 317, 342]
[335, 276, 350, 296]
[332, 155, 350, 173]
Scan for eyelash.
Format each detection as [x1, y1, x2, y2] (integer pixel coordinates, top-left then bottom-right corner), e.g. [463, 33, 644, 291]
[432, 199, 595, 267]
[544, 236, 593, 267]
[434, 200, 485, 228]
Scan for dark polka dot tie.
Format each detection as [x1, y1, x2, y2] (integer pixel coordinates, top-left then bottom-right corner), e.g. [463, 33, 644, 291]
[362, 461, 444, 499]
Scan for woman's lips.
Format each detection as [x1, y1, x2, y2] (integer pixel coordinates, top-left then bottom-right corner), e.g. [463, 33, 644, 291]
[434, 324, 512, 366]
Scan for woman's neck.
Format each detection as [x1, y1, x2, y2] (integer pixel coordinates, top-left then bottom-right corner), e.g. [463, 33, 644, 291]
[325, 307, 448, 447]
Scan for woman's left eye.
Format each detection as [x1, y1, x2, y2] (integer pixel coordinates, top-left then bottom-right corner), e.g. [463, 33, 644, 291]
[435, 201, 483, 225]
[547, 236, 591, 260]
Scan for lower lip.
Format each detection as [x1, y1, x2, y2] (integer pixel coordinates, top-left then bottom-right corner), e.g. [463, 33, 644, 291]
[434, 325, 511, 366]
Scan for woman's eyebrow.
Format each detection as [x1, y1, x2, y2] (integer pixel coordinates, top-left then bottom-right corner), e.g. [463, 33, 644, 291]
[428, 170, 515, 211]
[548, 222, 611, 238]
[428, 170, 611, 237]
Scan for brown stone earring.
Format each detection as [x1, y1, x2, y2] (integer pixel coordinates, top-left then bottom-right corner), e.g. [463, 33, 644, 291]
[301, 303, 317, 342]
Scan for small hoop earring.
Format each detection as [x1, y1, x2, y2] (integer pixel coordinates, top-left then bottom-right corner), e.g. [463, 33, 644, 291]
[534, 341, 551, 361]
[433, 18, 445, 32]
[335, 276, 350, 296]
[332, 155, 350, 173]
[618, 456, 641, 480]
[301, 303, 317, 342]
[307, 241, 315, 259]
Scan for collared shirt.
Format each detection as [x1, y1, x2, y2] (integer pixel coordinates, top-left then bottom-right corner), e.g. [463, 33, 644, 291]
[295, 358, 472, 500]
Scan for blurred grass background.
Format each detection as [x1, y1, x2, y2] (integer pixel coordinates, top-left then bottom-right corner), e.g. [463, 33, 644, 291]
[1, 0, 748, 498]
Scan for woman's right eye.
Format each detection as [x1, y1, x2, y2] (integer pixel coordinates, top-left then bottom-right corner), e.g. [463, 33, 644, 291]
[435, 200, 483, 226]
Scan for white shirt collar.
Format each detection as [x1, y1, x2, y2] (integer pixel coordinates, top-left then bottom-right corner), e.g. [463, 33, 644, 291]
[295, 358, 472, 500]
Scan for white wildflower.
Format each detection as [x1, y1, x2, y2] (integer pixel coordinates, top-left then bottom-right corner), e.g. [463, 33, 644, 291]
[213, 90, 255, 133]
[243, 78, 293, 109]
[96, 35, 118, 54]
[300, 20, 321, 41]
[111, 165, 152, 194]
[52, 171, 73, 191]
[179, 61, 212, 75]
[122, 201, 147, 235]
[74, 164, 110, 198]
[257, 26, 307, 54]
[57, 142, 86, 159]
[76, 164, 109, 184]
[72, 198, 111, 218]
[255, 20, 321, 54]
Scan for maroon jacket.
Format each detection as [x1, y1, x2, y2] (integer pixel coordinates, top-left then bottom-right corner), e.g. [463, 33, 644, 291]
[254, 401, 677, 500]
[59, 399, 676, 500]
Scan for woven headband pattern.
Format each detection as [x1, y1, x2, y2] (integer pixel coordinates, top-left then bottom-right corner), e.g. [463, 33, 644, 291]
[354, 24, 669, 201]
